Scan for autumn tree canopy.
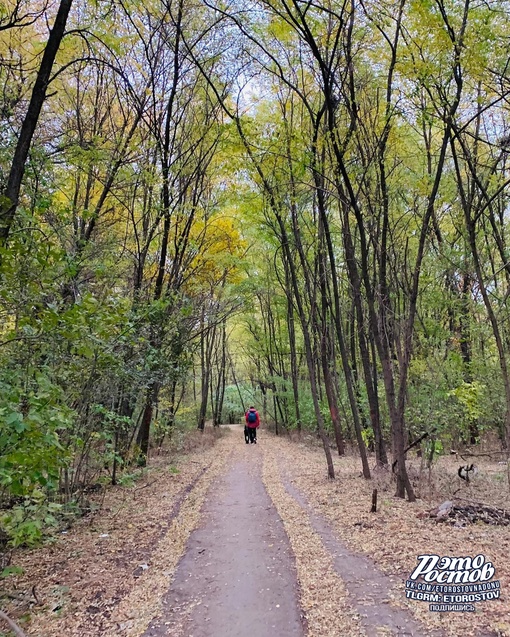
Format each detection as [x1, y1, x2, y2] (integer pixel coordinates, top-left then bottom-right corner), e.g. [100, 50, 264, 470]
[2, 0, 510, 543]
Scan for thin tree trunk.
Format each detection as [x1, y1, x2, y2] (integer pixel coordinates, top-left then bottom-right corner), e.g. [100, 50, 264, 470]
[318, 231, 345, 456]
[310, 130, 369, 475]
[0, 0, 74, 249]
[451, 140, 510, 448]
[213, 323, 227, 426]
[137, 382, 159, 463]
[286, 288, 302, 432]
[279, 228, 335, 477]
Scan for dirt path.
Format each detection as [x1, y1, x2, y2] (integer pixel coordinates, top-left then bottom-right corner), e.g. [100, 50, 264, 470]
[142, 441, 304, 637]
[4, 427, 507, 637]
[282, 475, 443, 637]
[139, 428, 439, 637]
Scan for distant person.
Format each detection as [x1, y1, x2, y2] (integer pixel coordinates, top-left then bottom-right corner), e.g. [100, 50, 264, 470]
[245, 406, 260, 444]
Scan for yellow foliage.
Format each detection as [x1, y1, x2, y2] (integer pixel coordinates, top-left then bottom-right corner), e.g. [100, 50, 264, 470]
[186, 213, 247, 290]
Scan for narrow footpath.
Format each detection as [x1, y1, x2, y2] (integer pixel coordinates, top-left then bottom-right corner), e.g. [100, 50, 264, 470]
[142, 443, 304, 637]
[137, 428, 441, 637]
[5, 426, 501, 637]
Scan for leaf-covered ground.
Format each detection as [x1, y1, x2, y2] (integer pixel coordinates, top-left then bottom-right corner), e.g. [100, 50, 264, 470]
[1, 430, 231, 637]
[275, 435, 510, 637]
[1, 427, 508, 637]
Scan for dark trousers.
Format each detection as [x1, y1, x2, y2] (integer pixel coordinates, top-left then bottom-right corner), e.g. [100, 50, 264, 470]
[247, 426, 257, 443]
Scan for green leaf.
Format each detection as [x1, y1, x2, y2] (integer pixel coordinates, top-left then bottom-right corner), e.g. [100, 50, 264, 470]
[5, 412, 26, 433]
[1, 565, 24, 578]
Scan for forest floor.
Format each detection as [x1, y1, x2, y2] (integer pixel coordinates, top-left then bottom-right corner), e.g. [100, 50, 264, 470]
[1, 426, 509, 637]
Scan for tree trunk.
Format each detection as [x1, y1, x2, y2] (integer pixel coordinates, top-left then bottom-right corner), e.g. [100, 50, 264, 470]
[0, 0, 74, 249]
[279, 225, 335, 478]
[318, 233, 345, 456]
[451, 141, 510, 449]
[286, 287, 301, 432]
[213, 323, 227, 426]
[137, 382, 159, 465]
[198, 316, 216, 431]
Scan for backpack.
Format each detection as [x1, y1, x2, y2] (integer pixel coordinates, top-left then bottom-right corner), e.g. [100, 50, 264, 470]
[247, 410, 257, 424]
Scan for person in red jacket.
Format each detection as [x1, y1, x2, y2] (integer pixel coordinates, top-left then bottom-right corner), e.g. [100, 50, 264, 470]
[244, 406, 260, 444]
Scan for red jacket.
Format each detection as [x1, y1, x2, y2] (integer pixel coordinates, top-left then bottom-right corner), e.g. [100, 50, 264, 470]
[245, 408, 260, 428]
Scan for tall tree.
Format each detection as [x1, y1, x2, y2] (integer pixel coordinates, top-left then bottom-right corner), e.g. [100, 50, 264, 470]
[0, 0, 73, 250]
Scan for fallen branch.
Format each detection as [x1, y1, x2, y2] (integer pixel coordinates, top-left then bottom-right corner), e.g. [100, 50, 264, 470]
[450, 449, 509, 461]
[132, 480, 157, 498]
[420, 498, 510, 526]
[392, 429, 436, 473]
[449, 503, 510, 526]
[0, 610, 28, 637]
[0, 585, 39, 606]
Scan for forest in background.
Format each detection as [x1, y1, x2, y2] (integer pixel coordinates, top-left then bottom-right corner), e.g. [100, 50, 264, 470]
[2, 0, 510, 548]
